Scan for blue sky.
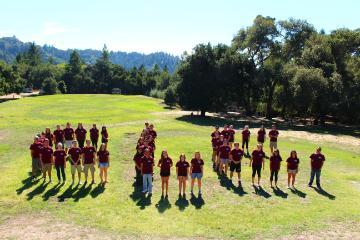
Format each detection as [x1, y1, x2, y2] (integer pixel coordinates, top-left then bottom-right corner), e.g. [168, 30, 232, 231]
[0, 0, 359, 55]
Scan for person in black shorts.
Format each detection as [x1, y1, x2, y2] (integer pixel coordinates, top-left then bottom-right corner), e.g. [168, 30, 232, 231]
[176, 154, 190, 198]
[249, 144, 265, 187]
[157, 150, 173, 198]
[229, 142, 244, 186]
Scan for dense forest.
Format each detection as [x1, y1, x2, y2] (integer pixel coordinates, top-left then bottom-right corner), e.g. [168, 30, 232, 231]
[1, 15, 359, 123]
[0, 37, 180, 72]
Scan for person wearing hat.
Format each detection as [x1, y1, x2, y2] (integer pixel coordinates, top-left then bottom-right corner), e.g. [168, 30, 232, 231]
[68, 140, 83, 185]
[39, 139, 54, 182]
[53, 142, 67, 182]
[141, 148, 154, 194]
[308, 147, 326, 189]
[29, 136, 42, 177]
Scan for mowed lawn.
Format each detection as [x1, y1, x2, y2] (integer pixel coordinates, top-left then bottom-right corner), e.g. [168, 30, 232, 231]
[0, 94, 359, 239]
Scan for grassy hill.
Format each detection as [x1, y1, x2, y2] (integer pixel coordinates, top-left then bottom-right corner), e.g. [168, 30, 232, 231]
[0, 95, 359, 239]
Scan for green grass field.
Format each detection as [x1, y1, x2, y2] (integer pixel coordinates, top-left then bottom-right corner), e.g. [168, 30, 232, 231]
[0, 94, 359, 239]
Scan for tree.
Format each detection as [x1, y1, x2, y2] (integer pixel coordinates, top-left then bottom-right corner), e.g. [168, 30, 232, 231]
[164, 88, 176, 108]
[92, 45, 113, 93]
[63, 50, 82, 93]
[41, 77, 58, 95]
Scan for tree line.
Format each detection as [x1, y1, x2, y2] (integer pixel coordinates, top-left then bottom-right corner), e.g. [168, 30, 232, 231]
[0, 15, 359, 123]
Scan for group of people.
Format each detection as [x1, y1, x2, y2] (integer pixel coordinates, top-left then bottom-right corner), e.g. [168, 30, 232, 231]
[29, 123, 110, 184]
[133, 123, 204, 198]
[211, 124, 326, 189]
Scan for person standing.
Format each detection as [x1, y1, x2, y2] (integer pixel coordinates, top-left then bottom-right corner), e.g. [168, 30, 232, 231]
[218, 140, 231, 176]
[29, 136, 42, 177]
[63, 123, 75, 153]
[211, 126, 220, 139]
[176, 154, 190, 198]
[53, 125, 64, 146]
[97, 143, 110, 184]
[269, 125, 279, 154]
[229, 142, 244, 186]
[221, 125, 230, 142]
[269, 149, 282, 188]
[101, 126, 109, 148]
[90, 124, 99, 150]
[157, 150, 173, 198]
[228, 125, 236, 148]
[68, 141, 83, 185]
[257, 125, 266, 145]
[39, 139, 54, 182]
[286, 150, 300, 189]
[75, 123, 87, 149]
[242, 125, 251, 155]
[44, 128, 54, 148]
[250, 144, 265, 187]
[53, 143, 66, 182]
[133, 148, 143, 186]
[82, 140, 96, 184]
[190, 151, 204, 196]
[308, 147, 325, 189]
[141, 148, 154, 194]
[211, 132, 221, 171]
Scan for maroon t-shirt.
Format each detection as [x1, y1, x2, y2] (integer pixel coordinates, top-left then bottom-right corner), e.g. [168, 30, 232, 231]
[133, 152, 143, 167]
[242, 130, 250, 140]
[191, 158, 204, 173]
[63, 128, 74, 140]
[251, 150, 265, 166]
[219, 145, 231, 159]
[287, 157, 299, 170]
[40, 146, 53, 164]
[53, 129, 64, 142]
[139, 145, 154, 154]
[53, 149, 66, 166]
[90, 128, 99, 140]
[221, 130, 230, 140]
[212, 138, 221, 150]
[149, 130, 157, 139]
[68, 147, 82, 165]
[158, 157, 173, 174]
[310, 153, 325, 170]
[82, 146, 96, 164]
[75, 128, 87, 140]
[211, 130, 220, 138]
[230, 149, 244, 162]
[30, 142, 42, 158]
[257, 129, 266, 143]
[45, 133, 54, 146]
[228, 129, 235, 142]
[270, 155, 282, 171]
[141, 156, 154, 174]
[269, 130, 279, 142]
[176, 160, 189, 176]
[97, 150, 109, 163]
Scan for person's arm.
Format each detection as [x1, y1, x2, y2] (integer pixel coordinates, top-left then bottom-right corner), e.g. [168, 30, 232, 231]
[93, 152, 96, 164]
[157, 160, 161, 168]
[39, 153, 44, 168]
[229, 153, 233, 162]
[140, 163, 143, 175]
[190, 163, 193, 175]
[81, 153, 85, 166]
[176, 166, 179, 179]
[186, 166, 189, 178]
[249, 156, 252, 167]
[262, 158, 265, 170]
[200, 165, 203, 174]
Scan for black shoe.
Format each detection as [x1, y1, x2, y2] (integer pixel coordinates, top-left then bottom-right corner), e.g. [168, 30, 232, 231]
[165, 194, 168, 199]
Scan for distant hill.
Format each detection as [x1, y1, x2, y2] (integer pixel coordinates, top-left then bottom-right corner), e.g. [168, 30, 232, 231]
[0, 36, 180, 72]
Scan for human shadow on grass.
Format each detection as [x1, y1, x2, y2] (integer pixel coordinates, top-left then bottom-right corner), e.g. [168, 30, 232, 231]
[175, 195, 189, 211]
[42, 182, 65, 201]
[17, 176, 40, 195]
[217, 173, 248, 197]
[253, 186, 272, 199]
[90, 183, 106, 198]
[190, 193, 205, 209]
[73, 182, 94, 202]
[57, 184, 79, 202]
[137, 194, 152, 210]
[271, 187, 288, 198]
[155, 197, 171, 213]
[129, 181, 143, 202]
[312, 187, 336, 200]
[27, 180, 50, 200]
[289, 187, 307, 198]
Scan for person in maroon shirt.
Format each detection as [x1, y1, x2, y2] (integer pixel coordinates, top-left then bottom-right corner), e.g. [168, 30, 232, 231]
[216, 135, 224, 170]
[269, 125, 279, 154]
[97, 143, 110, 184]
[39, 139, 54, 182]
[82, 140, 96, 184]
[139, 141, 154, 156]
[286, 150, 300, 189]
[53, 125, 64, 145]
[230, 142, 244, 186]
[90, 124, 99, 150]
[133, 148, 143, 186]
[137, 137, 145, 150]
[211, 132, 221, 171]
[148, 124, 157, 140]
[218, 140, 231, 176]
[157, 150, 173, 198]
[257, 125, 266, 144]
[44, 127, 54, 147]
[53, 143, 67, 182]
[68, 141, 83, 185]
[308, 147, 326, 189]
[176, 153, 190, 198]
[242, 125, 251, 155]
[190, 152, 204, 196]
[63, 122, 75, 153]
[211, 126, 220, 139]
[101, 126, 109, 148]
[228, 125, 236, 148]
[29, 136, 42, 177]
[250, 144, 265, 186]
[221, 124, 230, 141]
[270, 149, 282, 188]
[75, 123, 87, 148]
[141, 148, 154, 194]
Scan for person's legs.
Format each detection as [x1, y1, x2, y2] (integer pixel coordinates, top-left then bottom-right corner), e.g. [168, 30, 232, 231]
[55, 165, 61, 181]
[292, 173, 296, 186]
[142, 174, 147, 193]
[104, 167, 108, 182]
[61, 165, 66, 181]
[147, 174, 152, 193]
[77, 166, 81, 183]
[224, 162, 228, 176]
[183, 178, 187, 195]
[274, 170, 278, 186]
[245, 140, 249, 153]
[165, 177, 169, 196]
[252, 166, 256, 185]
[47, 166, 52, 182]
[191, 178, 195, 193]
[257, 166, 261, 186]
[90, 165, 95, 183]
[178, 178, 182, 194]
[100, 167, 104, 183]
[270, 170, 274, 186]
[309, 169, 315, 186]
[315, 170, 321, 188]
[287, 173, 291, 187]
[161, 177, 165, 196]
[84, 165, 89, 182]
[197, 178, 202, 194]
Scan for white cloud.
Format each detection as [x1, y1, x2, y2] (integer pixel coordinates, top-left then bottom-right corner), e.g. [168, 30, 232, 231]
[41, 22, 78, 36]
